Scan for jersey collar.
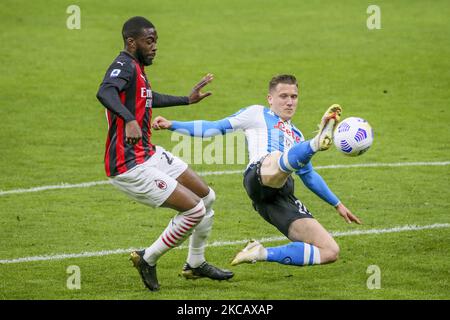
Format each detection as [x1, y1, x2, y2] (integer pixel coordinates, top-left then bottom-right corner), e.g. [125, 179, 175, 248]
[268, 107, 292, 125]
[121, 50, 145, 69]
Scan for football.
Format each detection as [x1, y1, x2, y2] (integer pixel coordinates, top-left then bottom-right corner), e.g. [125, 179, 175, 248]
[333, 117, 373, 156]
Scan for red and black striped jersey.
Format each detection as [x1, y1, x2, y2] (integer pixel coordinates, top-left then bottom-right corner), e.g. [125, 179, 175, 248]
[98, 51, 156, 177]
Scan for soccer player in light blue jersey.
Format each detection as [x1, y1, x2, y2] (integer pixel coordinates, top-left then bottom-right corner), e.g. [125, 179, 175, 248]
[152, 74, 361, 270]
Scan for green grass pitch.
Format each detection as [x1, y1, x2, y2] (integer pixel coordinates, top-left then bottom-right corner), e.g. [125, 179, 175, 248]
[0, 0, 449, 300]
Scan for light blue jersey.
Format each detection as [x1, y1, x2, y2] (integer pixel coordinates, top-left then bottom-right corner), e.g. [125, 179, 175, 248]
[170, 105, 340, 206]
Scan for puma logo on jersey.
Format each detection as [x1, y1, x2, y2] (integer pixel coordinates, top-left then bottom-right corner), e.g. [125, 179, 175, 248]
[116, 61, 125, 66]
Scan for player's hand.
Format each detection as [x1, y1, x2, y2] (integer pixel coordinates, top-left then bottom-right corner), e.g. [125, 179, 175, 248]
[188, 73, 214, 104]
[335, 203, 362, 224]
[152, 116, 172, 130]
[125, 120, 142, 145]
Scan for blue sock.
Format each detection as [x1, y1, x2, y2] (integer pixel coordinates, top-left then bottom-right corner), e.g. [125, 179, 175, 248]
[266, 242, 320, 266]
[278, 141, 315, 173]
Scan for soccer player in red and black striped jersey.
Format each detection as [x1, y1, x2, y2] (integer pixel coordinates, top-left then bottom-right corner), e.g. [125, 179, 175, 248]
[96, 16, 233, 292]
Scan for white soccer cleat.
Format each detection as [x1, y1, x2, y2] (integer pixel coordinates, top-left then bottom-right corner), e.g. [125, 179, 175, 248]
[314, 104, 343, 151]
[231, 240, 266, 266]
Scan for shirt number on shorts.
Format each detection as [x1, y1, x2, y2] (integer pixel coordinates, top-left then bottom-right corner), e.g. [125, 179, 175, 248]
[295, 200, 311, 216]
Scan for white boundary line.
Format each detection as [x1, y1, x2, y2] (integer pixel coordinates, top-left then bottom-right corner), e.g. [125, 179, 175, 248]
[1, 161, 449, 197]
[1, 223, 448, 265]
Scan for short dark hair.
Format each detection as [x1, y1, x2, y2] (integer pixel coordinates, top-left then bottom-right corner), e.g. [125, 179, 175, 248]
[122, 16, 155, 41]
[268, 74, 298, 92]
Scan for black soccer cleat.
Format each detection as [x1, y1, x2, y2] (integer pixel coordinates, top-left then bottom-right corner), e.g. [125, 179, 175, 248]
[130, 250, 160, 291]
[181, 261, 234, 280]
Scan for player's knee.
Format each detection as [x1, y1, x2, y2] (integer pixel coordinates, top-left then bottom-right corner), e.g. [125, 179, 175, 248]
[331, 246, 340, 262]
[195, 199, 207, 217]
[202, 187, 216, 211]
[318, 241, 340, 264]
[326, 242, 340, 263]
[183, 199, 206, 225]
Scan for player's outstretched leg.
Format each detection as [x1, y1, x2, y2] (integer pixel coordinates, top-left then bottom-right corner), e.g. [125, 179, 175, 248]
[278, 104, 342, 173]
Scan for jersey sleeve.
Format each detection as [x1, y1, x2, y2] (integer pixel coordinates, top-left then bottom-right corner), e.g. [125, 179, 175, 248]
[296, 162, 340, 206]
[152, 91, 190, 108]
[96, 59, 136, 122]
[100, 59, 135, 92]
[227, 105, 262, 130]
[170, 119, 233, 137]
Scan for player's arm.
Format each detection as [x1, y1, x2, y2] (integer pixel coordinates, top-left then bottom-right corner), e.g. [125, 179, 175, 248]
[152, 92, 189, 108]
[152, 73, 214, 108]
[96, 79, 135, 122]
[96, 64, 141, 145]
[296, 163, 362, 224]
[152, 116, 233, 137]
[152, 105, 259, 137]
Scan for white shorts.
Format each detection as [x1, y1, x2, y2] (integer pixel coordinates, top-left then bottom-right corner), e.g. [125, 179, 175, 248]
[109, 146, 188, 207]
